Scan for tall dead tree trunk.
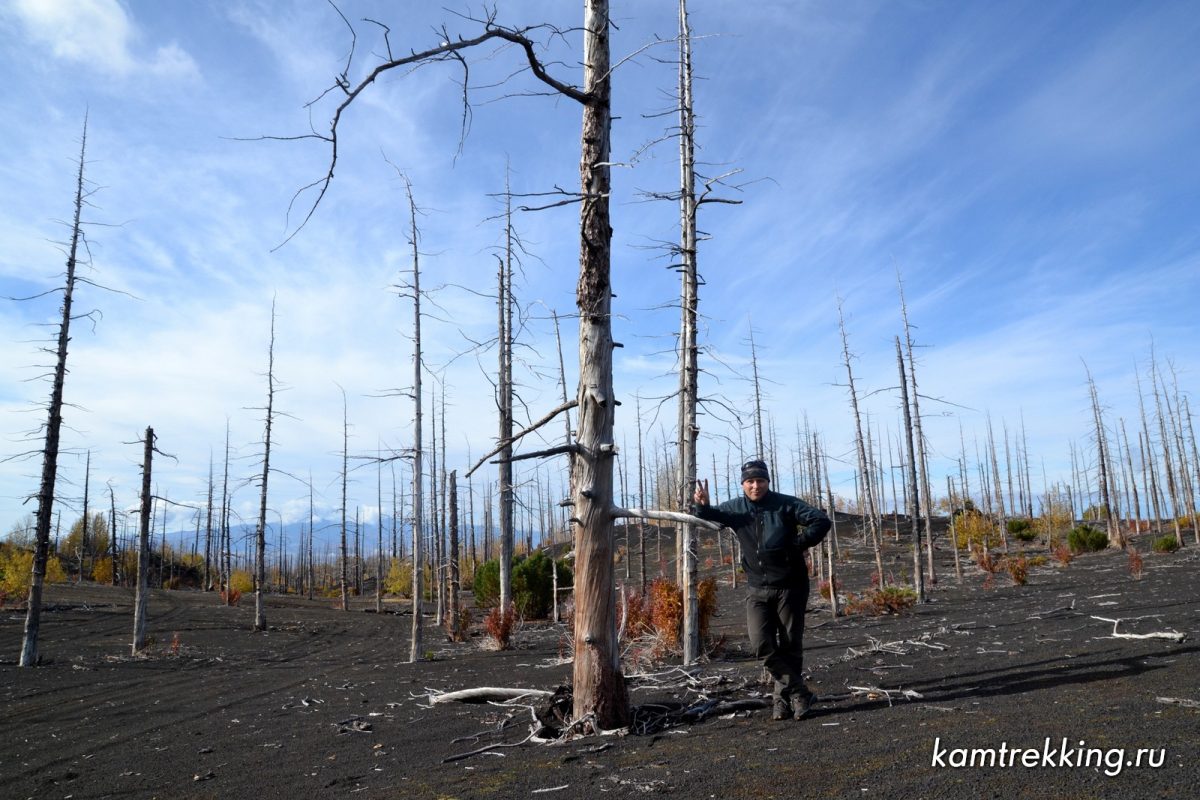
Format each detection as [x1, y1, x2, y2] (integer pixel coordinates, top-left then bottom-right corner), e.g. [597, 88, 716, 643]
[108, 484, 119, 587]
[568, 0, 629, 728]
[636, 397, 648, 593]
[895, 338, 924, 602]
[404, 177, 425, 663]
[376, 454, 384, 614]
[283, 0, 626, 725]
[132, 427, 154, 654]
[220, 422, 232, 603]
[748, 327, 766, 459]
[448, 470, 461, 639]
[203, 459, 214, 591]
[307, 473, 316, 601]
[675, 0, 701, 665]
[339, 387, 350, 611]
[837, 302, 884, 585]
[253, 300, 279, 631]
[79, 451, 90, 583]
[20, 119, 90, 667]
[1084, 363, 1121, 547]
[497, 184, 516, 611]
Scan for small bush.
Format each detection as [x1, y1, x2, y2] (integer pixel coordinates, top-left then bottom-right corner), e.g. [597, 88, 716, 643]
[446, 607, 471, 642]
[472, 554, 572, 619]
[1151, 535, 1180, 554]
[1067, 525, 1108, 554]
[1127, 548, 1144, 579]
[1027, 555, 1048, 567]
[954, 510, 1002, 550]
[384, 558, 412, 596]
[91, 556, 114, 584]
[697, 577, 719, 641]
[1051, 543, 1074, 566]
[818, 575, 843, 600]
[229, 570, 255, 594]
[0, 548, 68, 601]
[973, 548, 1000, 574]
[484, 603, 518, 650]
[844, 585, 917, 616]
[1004, 555, 1029, 586]
[473, 559, 500, 607]
[1006, 518, 1037, 542]
[220, 587, 242, 606]
[512, 552, 572, 619]
[620, 589, 651, 640]
[648, 578, 683, 655]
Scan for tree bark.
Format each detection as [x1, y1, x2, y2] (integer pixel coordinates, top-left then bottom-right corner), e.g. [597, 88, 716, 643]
[132, 428, 154, 654]
[895, 338, 924, 602]
[404, 178, 425, 663]
[676, 0, 701, 665]
[253, 300, 278, 631]
[569, 0, 628, 729]
[20, 119, 89, 667]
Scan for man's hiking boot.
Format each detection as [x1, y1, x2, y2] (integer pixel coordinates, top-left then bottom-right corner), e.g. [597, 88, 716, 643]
[791, 691, 815, 720]
[771, 698, 789, 721]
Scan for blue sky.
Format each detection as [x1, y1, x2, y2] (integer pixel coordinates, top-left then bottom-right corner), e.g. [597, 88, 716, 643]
[1, 0, 1197, 544]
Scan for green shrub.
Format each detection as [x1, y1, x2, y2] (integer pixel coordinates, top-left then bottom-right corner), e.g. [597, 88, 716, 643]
[1006, 518, 1036, 542]
[473, 559, 500, 607]
[1067, 525, 1108, 554]
[512, 551, 573, 619]
[1151, 535, 1180, 554]
[471, 553, 573, 619]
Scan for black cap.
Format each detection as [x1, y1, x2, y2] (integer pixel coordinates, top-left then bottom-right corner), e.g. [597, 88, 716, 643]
[741, 459, 770, 483]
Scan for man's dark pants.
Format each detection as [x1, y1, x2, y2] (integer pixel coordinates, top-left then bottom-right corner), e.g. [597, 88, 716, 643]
[746, 582, 811, 702]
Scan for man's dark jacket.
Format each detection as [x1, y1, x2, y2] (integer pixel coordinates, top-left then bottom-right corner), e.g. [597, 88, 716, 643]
[694, 491, 831, 588]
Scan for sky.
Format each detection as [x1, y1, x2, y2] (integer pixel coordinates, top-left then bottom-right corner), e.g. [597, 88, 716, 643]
[1, 0, 1198, 549]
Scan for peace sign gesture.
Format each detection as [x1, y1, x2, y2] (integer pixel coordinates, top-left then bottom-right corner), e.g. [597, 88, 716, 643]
[693, 478, 710, 506]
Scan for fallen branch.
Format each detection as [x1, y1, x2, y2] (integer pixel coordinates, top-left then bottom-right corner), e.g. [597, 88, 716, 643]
[847, 685, 923, 706]
[442, 730, 536, 763]
[429, 687, 555, 705]
[1029, 599, 1076, 619]
[1090, 617, 1187, 643]
[1156, 696, 1200, 709]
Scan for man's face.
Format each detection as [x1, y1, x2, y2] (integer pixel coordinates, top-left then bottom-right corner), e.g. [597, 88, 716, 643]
[742, 477, 768, 502]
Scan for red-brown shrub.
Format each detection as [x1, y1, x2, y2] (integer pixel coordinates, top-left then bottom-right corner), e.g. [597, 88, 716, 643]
[648, 578, 683, 654]
[1128, 548, 1144, 580]
[484, 603, 518, 650]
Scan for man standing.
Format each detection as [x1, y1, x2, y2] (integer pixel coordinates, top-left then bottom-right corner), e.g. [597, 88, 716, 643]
[693, 459, 831, 720]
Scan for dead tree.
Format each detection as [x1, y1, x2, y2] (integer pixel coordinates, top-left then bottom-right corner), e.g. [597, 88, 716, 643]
[675, 0, 701, 664]
[748, 327, 767, 460]
[497, 180, 517, 611]
[447, 470, 461, 639]
[252, 300, 280, 631]
[132, 428, 155, 654]
[376, 453, 384, 614]
[837, 302, 884, 584]
[108, 483, 119, 586]
[1084, 362, 1122, 547]
[18, 119, 91, 667]
[402, 177, 426, 663]
[339, 387, 350, 611]
[895, 338, 925, 602]
[278, 0, 645, 728]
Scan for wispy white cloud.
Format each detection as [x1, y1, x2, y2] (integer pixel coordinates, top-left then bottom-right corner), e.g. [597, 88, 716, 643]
[11, 0, 197, 80]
